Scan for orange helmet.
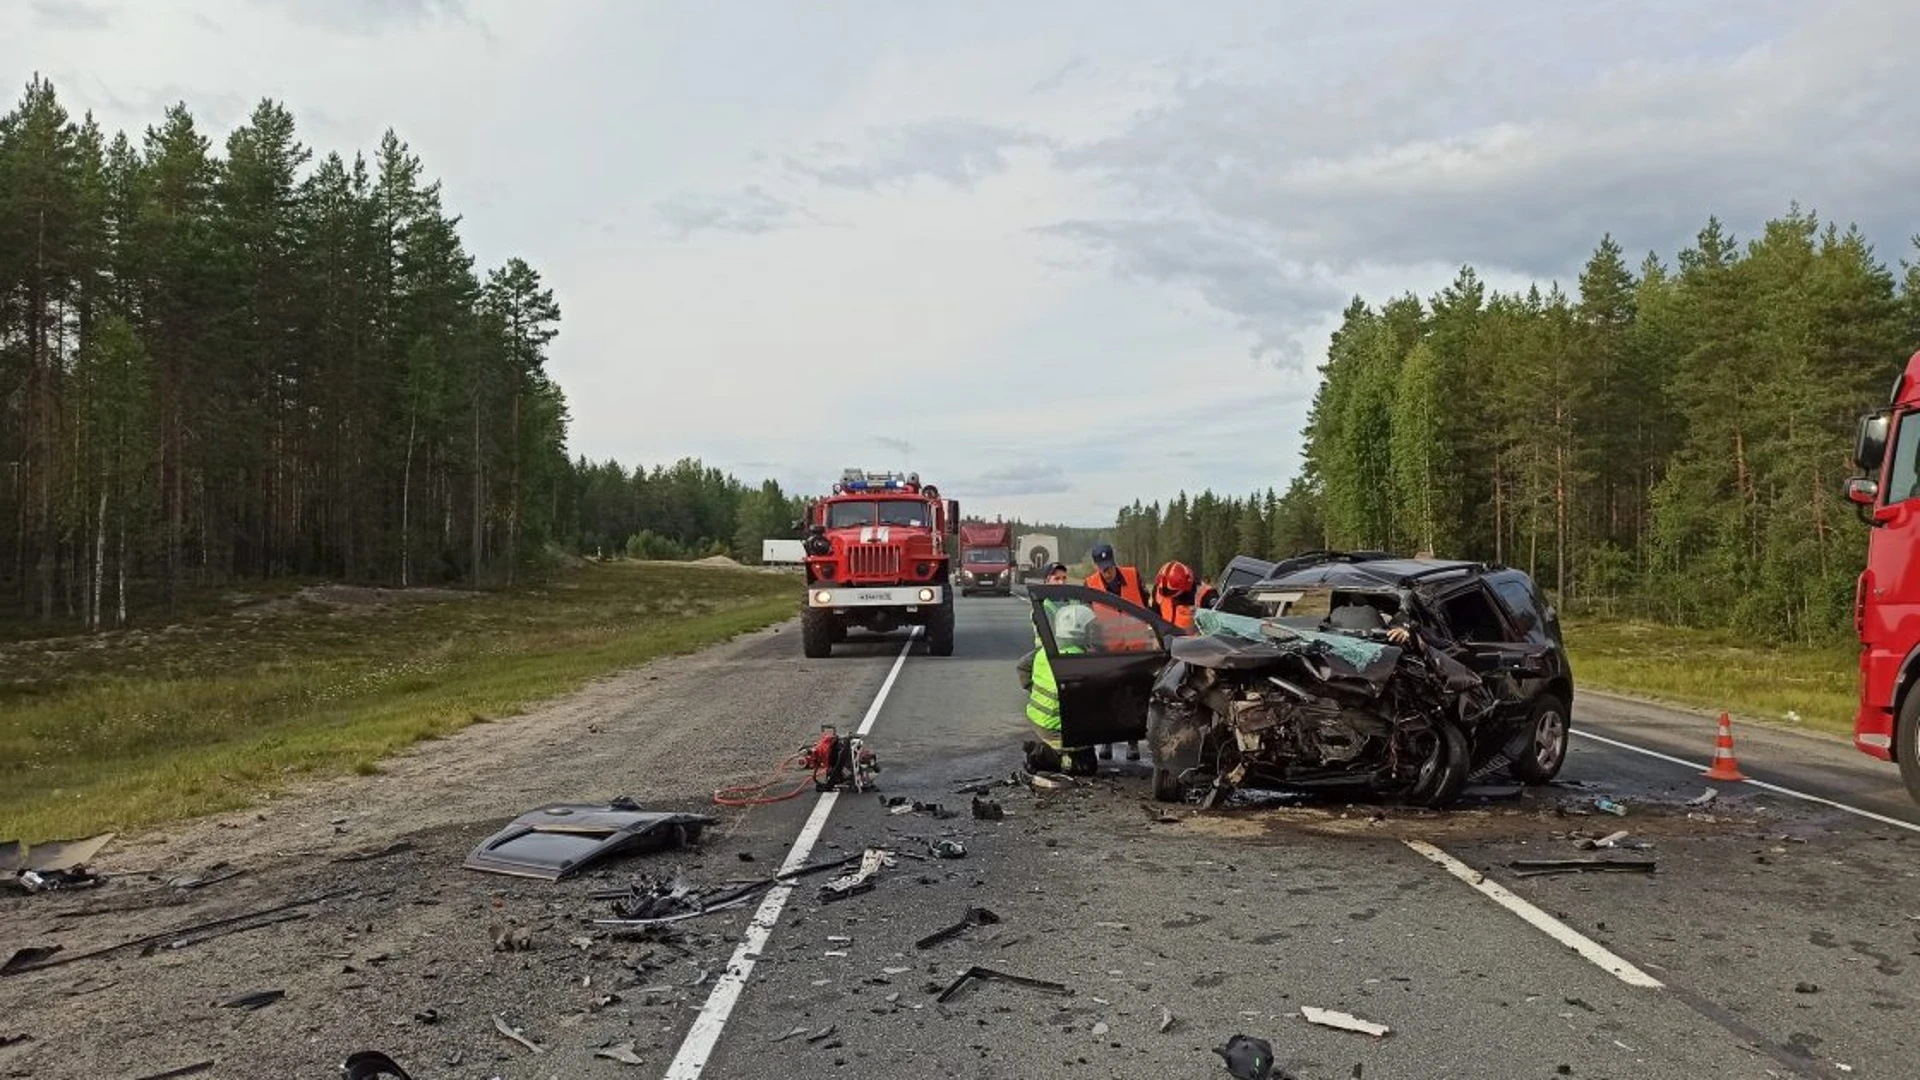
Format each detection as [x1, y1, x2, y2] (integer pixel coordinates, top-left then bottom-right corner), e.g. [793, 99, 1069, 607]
[1155, 560, 1194, 596]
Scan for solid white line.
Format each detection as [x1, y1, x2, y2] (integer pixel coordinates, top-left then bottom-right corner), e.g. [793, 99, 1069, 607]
[1404, 839, 1664, 989]
[662, 629, 919, 1080]
[1568, 728, 1920, 836]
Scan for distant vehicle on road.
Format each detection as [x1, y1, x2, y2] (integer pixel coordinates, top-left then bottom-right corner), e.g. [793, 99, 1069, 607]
[1016, 533, 1059, 582]
[957, 521, 1015, 596]
[1845, 356, 1920, 802]
[1027, 552, 1574, 805]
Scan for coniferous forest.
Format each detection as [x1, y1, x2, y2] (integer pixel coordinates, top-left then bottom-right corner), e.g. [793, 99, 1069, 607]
[0, 78, 806, 630]
[1110, 211, 1918, 645]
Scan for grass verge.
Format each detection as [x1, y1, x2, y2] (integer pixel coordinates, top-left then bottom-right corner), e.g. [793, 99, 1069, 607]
[1564, 618, 1856, 738]
[0, 561, 797, 842]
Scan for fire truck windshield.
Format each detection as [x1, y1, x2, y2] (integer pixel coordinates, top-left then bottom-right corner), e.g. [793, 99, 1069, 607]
[825, 500, 931, 529]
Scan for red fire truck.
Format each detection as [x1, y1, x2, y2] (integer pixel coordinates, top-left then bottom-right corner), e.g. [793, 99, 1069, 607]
[797, 469, 959, 658]
[1846, 351, 1920, 802]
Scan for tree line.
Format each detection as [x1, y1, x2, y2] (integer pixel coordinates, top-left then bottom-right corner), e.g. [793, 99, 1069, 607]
[1108, 208, 1916, 644]
[0, 77, 827, 633]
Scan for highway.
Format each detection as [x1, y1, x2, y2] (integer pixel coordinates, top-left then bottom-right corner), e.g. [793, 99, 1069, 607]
[4, 594, 1917, 1079]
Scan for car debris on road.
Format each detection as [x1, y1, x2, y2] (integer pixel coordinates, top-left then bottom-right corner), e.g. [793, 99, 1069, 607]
[933, 965, 1073, 1004]
[1299, 1006, 1391, 1037]
[462, 799, 716, 881]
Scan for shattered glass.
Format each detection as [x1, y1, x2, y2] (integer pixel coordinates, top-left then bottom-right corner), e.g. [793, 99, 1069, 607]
[1192, 608, 1392, 669]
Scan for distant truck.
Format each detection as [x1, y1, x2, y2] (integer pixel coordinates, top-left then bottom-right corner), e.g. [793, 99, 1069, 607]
[957, 521, 1015, 597]
[1016, 533, 1060, 582]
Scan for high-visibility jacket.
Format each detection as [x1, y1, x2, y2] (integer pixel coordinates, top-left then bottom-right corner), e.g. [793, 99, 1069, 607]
[1086, 566, 1147, 608]
[1156, 593, 1196, 631]
[1025, 600, 1084, 744]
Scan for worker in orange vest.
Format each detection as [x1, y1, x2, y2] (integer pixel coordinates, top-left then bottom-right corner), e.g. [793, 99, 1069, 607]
[1085, 543, 1147, 762]
[1153, 560, 1200, 630]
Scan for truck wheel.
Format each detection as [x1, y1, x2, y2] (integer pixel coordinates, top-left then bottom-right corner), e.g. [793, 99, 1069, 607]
[802, 608, 834, 658]
[1899, 689, 1920, 804]
[1509, 694, 1570, 784]
[927, 598, 956, 656]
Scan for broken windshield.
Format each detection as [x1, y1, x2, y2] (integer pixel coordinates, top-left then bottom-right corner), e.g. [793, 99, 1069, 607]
[1193, 607, 1393, 669]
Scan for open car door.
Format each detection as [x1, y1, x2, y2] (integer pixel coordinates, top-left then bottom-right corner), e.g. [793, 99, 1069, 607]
[1025, 584, 1180, 747]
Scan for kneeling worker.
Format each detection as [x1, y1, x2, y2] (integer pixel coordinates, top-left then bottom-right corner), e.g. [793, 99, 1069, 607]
[1022, 582, 1100, 775]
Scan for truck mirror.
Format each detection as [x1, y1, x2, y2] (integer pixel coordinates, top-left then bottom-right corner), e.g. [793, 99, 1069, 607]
[1854, 412, 1890, 472]
[788, 519, 804, 534]
[1847, 477, 1880, 507]
[947, 500, 960, 533]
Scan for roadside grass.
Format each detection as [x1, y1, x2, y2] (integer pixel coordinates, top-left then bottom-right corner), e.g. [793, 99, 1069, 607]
[1564, 617, 1856, 738]
[0, 562, 798, 843]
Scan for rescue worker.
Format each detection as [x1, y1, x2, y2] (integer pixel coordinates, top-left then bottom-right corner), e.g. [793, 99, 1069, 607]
[1084, 543, 1146, 762]
[1086, 543, 1148, 607]
[1022, 593, 1100, 775]
[1152, 560, 1201, 630]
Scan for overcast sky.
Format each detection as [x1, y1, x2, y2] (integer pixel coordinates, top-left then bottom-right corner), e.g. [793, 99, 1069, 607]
[10, 0, 1920, 525]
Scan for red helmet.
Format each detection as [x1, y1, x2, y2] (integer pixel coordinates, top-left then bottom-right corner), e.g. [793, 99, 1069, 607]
[1155, 560, 1194, 596]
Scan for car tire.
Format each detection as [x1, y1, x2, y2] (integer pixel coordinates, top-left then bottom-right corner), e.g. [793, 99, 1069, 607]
[1898, 689, 1920, 805]
[1152, 766, 1184, 803]
[801, 608, 834, 658]
[1510, 693, 1571, 784]
[927, 597, 955, 656]
[1405, 719, 1470, 808]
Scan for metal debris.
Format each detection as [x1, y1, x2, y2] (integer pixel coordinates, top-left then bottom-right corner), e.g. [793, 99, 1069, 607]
[931, 839, 967, 860]
[131, 1062, 214, 1080]
[1594, 798, 1629, 817]
[594, 1041, 645, 1065]
[934, 965, 1073, 1004]
[1509, 858, 1656, 878]
[1, 888, 353, 977]
[1301, 1006, 1390, 1037]
[1685, 788, 1718, 808]
[1214, 1034, 1276, 1080]
[218, 989, 284, 1011]
[915, 907, 1002, 949]
[492, 1015, 545, 1055]
[463, 801, 716, 881]
[820, 848, 894, 902]
[1158, 1006, 1178, 1033]
[341, 1051, 415, 1079]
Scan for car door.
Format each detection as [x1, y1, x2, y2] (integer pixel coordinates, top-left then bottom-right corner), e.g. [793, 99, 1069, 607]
[1025, 584, 1180, 747]
[1429, 580, 1551, 705]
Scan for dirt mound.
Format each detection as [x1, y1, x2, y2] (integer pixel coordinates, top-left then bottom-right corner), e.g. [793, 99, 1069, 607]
[692, 554, 743, 568]
[233, 584, 471, 619]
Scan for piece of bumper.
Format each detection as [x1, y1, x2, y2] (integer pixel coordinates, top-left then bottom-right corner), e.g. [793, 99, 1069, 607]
[808, 586, 945, 608]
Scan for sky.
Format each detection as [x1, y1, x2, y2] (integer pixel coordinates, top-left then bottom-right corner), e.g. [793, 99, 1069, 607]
[9, 0, 1920, 526]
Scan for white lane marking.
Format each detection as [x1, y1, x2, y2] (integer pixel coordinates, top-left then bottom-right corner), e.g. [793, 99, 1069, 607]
[663, 629, 920, 1080]
[1569, 728, 1920, 836]
[1404, 839, 1664, 989]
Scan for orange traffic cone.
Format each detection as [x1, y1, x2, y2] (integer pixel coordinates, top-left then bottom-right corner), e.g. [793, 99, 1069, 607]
[1701, 711, 1747, 782]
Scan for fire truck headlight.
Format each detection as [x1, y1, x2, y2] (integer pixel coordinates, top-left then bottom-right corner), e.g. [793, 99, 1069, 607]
[803, 532, 832, 556]
[918, 588, 936, 603]
[813, 590, 833, 605]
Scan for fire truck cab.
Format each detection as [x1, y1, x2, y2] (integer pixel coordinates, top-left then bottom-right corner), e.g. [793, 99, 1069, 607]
[798, 469, 959, 658]
[1846, 350, 1920, 803]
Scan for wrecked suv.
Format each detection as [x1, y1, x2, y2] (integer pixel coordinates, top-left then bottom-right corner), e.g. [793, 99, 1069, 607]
[1024, 553, 1573, 806]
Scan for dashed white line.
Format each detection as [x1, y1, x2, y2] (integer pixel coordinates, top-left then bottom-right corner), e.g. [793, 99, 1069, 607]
[662, 630, 919, 1080]
[1404, 838, 1664, 989]
[1568, 728, 1920, 836]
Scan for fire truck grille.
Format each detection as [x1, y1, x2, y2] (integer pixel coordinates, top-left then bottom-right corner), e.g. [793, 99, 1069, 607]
[848, 544, 903, 578]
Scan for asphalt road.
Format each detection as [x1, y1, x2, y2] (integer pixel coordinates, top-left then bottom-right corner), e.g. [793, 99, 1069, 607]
[674, 594, 1920, 1080]
[4, 592, 1918, 1079]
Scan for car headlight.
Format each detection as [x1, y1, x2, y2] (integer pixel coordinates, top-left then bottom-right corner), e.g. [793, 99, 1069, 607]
[813, 590, 833, 605]
[918, 588, 936, 603]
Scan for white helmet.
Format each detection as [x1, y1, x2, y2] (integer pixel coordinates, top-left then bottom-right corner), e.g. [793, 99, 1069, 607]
[1052, 603, 1097, 649]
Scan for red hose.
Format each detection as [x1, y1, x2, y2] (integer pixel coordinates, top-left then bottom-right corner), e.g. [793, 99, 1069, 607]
[713, 752, 819, 807]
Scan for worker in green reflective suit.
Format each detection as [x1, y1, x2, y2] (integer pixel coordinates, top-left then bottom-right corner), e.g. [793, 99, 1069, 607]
[1022, 562, 1099, 775]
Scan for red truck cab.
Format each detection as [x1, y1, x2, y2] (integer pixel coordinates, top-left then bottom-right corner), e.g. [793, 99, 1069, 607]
[798, 470, 959, 658]
[1846, 350, 1920, 801]
[957, 521, 1016, 597]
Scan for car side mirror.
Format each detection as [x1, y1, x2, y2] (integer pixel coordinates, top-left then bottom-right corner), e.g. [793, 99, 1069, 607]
[947, 500, 960, 534]
[1846, 477, 1879, 507]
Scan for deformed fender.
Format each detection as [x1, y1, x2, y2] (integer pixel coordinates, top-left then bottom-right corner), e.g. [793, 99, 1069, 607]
[1147, 698, 1206, 778]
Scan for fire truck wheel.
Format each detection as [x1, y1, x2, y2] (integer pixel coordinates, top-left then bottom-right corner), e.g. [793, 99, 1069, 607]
[1899, 689, 1920, 804]
[802, 608, 834, 658]
[927, 600, 956, 656]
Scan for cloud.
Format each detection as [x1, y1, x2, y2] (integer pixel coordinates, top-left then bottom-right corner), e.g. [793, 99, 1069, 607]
[787, 118, 1048, 191]
[654, 186, 820, 239]
[872, 436, 915, 456]
[1036, 218, 1344, 366]
[255, 0, 476, 34]
[964, 464, 1073, 497]
[1028, 55, 1088, 96]
[32, 0, 112, 30]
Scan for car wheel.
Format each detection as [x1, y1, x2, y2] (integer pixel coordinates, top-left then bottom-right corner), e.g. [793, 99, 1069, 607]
[1405, 719, 1470, 808]
[801, 608, 833, 658]
[1510, 694, 1570, 784]
[1898, 690, 1920, 805]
